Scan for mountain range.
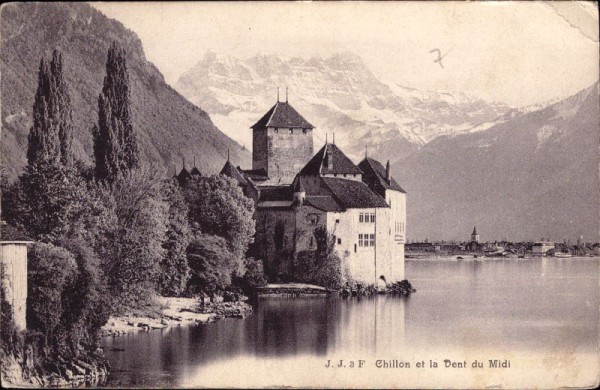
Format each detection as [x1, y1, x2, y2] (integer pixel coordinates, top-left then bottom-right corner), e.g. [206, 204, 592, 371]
[175, 52, 512, 164]
[393, 82, 599, 242]
[1, 2, 250, 181]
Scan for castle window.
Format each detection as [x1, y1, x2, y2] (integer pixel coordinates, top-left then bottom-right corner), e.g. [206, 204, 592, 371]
[308, 214, 319, 225]
[274, 128, 279, 133]
[309, 237, 314, 248]
[359, 213, 365, 223]
[370, 213, 376, 223]
[369, 234, 376, 247]
[335, 219, 340, 224]
[358, 234, 365, 247]
[289, 129, 293, 134]
[338, 238, 342, 245]
[303, 128, 307, 134]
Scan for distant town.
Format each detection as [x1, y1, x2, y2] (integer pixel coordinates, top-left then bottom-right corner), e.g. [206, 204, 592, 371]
[407, 227, 600, 258]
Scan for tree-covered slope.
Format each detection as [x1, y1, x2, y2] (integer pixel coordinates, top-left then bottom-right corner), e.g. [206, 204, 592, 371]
[1, 2, 250, 180]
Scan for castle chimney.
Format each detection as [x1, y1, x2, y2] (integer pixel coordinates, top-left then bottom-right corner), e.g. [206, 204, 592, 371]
[386, 160, 391, 183]
[293, 178, 306, 204]
[277, 87, 280, 102]
[327, 146, 333, 169]
[285, 87, 288, 103]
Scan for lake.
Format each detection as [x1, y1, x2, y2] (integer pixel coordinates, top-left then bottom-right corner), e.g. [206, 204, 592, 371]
[102, 258, 599, 388]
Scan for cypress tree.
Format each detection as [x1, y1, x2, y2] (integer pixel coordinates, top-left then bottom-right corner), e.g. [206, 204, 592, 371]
[94, 42, 139, 183]
[27, 50, 73, 169]
[19, 50, 83, 241]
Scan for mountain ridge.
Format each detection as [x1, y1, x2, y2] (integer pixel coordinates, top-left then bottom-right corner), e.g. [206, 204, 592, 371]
[175, 51, 512, 164]
[393, 81, 599, 242]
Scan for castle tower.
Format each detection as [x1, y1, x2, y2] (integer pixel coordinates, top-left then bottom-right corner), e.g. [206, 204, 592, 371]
[471, 226, 480, 243]
[251, 98, 314, 185]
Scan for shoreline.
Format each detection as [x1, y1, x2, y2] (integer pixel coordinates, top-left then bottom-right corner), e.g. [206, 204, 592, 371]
[101, 296, 252, 337]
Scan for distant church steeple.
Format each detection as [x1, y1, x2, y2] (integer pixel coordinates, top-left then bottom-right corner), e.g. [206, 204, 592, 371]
[471, 226, 480, 243]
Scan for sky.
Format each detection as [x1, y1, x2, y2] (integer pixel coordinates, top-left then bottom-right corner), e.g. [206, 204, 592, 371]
[92, 1, 599, 107]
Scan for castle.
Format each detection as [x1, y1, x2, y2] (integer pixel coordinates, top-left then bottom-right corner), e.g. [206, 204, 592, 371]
[219, 99, 407, 286]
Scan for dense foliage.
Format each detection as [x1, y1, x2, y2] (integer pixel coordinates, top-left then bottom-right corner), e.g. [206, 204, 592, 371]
[158, 179, 192, 296]
[1, 43, 263, 384]
[292, 226, 344, 289]
[96, 169, 167, 312]
[184, 175, 255, 277]
[186, 233, 236, 293]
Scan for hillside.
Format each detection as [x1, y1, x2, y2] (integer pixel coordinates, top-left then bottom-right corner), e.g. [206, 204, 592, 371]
[175, 51, 511, 164]
[393, 82, 600, 242]
[1, 3, 250, 180]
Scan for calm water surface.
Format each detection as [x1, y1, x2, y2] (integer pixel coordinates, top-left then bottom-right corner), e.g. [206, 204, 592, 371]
[102, 258, 599, 388]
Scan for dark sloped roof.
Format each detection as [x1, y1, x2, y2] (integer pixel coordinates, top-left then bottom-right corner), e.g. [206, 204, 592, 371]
[220, 160, 248, 185]
[1, 223, 33, 242]
[304, 196, 344, 212]
[251, 102, 314, 129]
[190, 167, 201, 176]
[239, 168, 268, 181]
[258, 185, 294, 201]
[299, 143, 363, 176]
[321, 177, 388, 209]
[358, 158, 406, 194]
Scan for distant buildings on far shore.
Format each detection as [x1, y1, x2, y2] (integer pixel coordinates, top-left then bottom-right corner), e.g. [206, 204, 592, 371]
[406, 227, 600, 257]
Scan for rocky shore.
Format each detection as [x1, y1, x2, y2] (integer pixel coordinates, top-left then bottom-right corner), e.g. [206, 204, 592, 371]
[101, 296, 252, 337]
[1, 349, 109, 388]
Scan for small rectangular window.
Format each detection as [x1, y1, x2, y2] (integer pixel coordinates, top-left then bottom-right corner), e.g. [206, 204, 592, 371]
[309, 237, 314, 248]
[335, 219, 340, 224]
[338, 238, 342, 245]
[358, 234, 364, 247]
[290, 129, 293, 134]
[359, 213, 364, 223]
[370, 213, 376, 223]
[369, 234, 376, 247]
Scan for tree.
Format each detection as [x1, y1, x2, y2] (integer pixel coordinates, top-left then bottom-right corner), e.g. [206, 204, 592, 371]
[11, 50, 85, 242]
[27, 50, 73, 170]
[94, 42, 139, 183]
[26, 243, 78, 356]
[187, 234, 236, 294]
[184, 175, 255, 276]
[59, 239, 110, 355]
[157, 179, 191, 296]
[95, 168, 168, 312]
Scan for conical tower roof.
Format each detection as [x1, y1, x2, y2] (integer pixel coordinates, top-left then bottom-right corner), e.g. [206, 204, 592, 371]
[251, 101, 314, 129]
